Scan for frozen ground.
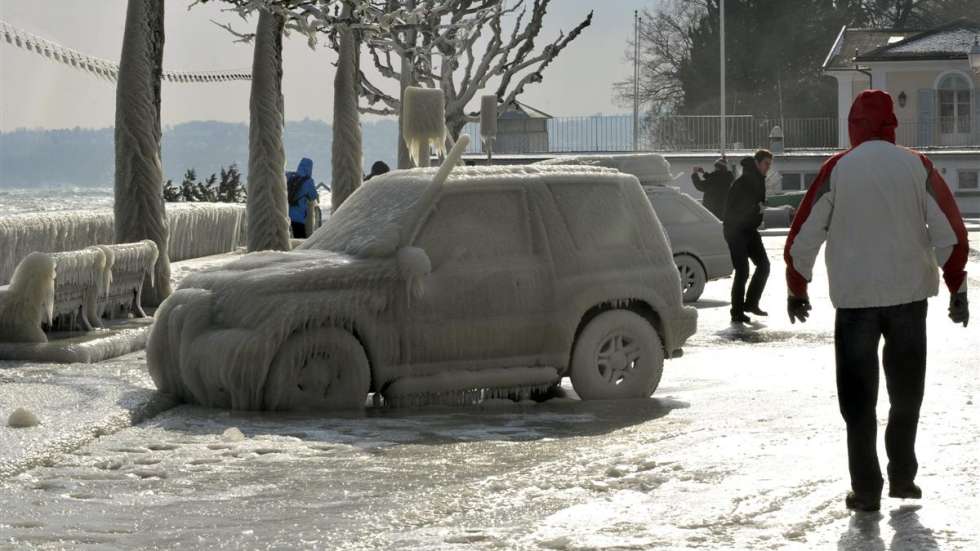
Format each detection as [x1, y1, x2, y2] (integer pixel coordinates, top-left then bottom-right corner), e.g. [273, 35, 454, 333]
[1, 237, 978, 550]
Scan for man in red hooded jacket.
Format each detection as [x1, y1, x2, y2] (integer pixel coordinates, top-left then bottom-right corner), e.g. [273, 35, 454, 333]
[784, 90, 970, 512]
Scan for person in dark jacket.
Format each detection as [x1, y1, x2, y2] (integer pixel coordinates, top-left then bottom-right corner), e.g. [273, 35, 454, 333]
[364, 160, 391, 181]
[691, 158, 733, 220]
[286, 158, 318, 238]
[723, 149, 773, 323]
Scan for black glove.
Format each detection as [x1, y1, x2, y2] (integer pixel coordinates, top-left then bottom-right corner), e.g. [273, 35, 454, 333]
[949, 292, 969, 327]
[788, 296, 812, 324]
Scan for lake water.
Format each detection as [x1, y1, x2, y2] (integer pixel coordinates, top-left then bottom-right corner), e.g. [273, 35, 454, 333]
[0, 186, 115, 216]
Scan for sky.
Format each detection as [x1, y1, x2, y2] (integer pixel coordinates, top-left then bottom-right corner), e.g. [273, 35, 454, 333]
[0, 0, 652, 132]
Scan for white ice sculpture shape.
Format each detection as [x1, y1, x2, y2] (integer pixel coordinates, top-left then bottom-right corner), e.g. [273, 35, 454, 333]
[402, 86, 447, 168]
[0, 253, 56, 343]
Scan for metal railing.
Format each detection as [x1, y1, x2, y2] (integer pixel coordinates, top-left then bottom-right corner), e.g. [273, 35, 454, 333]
[461, 114, 980, 154]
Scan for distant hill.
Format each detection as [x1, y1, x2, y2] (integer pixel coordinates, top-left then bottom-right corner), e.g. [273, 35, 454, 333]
[0, 119, 399, 188]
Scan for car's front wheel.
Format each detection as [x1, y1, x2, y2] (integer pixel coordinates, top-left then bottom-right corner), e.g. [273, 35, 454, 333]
[570, 310, 664, 400]
[263, 328, 370, 410]
[675, 254, 706, 302]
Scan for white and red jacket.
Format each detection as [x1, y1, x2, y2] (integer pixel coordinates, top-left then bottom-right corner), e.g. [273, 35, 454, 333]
[785, 90, 969, 309]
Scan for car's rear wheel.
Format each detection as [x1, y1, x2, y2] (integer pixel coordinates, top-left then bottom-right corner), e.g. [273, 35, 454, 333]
[263, 328, 370, 410]
[570, 310, 664, 400]
[675, 254, 706, 302]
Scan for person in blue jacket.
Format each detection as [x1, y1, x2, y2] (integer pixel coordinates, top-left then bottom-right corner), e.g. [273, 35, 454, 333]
[286, 158, 318, 238]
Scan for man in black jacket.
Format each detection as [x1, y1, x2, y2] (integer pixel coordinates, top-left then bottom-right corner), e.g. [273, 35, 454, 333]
[691, 158, 733, 221]
[723, 149, 773, 323]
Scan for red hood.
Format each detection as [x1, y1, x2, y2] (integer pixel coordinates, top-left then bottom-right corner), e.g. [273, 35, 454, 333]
[848, 89, 898, 147]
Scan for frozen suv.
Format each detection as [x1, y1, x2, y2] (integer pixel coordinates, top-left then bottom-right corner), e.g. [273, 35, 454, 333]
[147, 165, 697, 410]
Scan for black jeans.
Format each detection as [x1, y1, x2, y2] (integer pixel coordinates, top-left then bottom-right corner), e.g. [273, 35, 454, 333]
[724, 226, 770, 316]
[290, 221, 307, 239]
[835, 300, 928, 496]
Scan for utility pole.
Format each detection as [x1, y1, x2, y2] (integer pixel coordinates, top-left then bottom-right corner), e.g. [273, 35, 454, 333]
[633, 10, 640, 151]
[719, 0, 726, 157]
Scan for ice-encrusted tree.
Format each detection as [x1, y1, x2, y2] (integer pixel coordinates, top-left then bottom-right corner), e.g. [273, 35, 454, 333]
[245, 8, 292, 251]
[349, 0, 593, 166]
[115, 0, 172, 305]
[331, 3, 363, 210]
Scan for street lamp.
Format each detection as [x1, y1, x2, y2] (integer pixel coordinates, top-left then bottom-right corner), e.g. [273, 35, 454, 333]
[719, 0, 726, 157]
[969, 35, 980, 75]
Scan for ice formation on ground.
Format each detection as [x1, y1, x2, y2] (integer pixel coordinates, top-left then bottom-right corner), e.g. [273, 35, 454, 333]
[0, 253, 56, 343]
[402, 86, 447, 167]
[0, 204, 246, 285]
[6, 408, 40, 428]
[147, 148, 696, 411]
[114, 0, 170, 305]
[245, 8, 291, 253]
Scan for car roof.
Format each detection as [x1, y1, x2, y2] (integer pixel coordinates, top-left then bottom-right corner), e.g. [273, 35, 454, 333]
[374, 164, 629, 188]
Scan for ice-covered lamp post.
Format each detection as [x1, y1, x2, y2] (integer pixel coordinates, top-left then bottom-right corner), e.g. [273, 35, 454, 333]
[246, 8, 292, 252]
[114, 0, 172, 306]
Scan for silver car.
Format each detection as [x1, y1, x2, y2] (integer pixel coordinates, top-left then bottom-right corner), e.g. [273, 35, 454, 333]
[643, 186, 733, 302]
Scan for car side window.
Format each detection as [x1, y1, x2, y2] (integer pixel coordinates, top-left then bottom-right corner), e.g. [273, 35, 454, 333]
[414, 189, 530, 268]
[649, 195, 701, 225]
[549, 182, 639, 251]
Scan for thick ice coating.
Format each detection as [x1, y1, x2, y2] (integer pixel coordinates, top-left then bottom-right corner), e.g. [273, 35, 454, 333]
[0, 203, 245, 285]
[0, 252, 56, 343]
[147, 164, 697, 411]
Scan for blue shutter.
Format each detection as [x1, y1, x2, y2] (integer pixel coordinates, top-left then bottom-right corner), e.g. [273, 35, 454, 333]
[917, 88, 935, 147]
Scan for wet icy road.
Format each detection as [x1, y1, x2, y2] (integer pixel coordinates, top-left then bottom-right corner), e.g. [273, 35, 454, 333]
[1, 237, 978, 550]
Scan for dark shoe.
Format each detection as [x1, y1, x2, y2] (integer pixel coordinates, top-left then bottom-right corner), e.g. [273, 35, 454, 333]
[845, 491, 881, 512]
[745, 306, 768, 316]
[889, 481, 922, 499]
[731, 313, 752, 324]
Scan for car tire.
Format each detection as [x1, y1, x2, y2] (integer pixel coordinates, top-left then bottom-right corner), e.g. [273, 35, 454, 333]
[570, 310, 664, 400]
[675, 254, 706, 302]
[263, 327, 371, 411]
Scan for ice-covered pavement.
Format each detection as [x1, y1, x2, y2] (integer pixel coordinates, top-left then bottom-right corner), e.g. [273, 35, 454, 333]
[1, 237, 978, 550]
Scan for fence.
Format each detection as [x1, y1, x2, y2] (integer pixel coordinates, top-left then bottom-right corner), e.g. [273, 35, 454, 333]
[461, 114, 980, 154]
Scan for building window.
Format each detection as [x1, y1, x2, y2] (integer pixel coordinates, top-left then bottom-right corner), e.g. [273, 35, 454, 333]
[959, 170, 979, 190]
[937, 74, 972, 135]
[781, 172, 802, 191]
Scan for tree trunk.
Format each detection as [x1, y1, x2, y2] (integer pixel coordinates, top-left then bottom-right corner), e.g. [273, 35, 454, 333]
[245, 9, 291, 252]
[331, 24, 363, 211]
[114, 0, 171, 306]
[397, 0, 417, 169]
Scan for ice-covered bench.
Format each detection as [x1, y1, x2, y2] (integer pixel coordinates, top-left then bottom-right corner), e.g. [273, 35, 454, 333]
[0, 252, 57, 343]
[96, 240, 159, 320]
[48, 247, 109, 332]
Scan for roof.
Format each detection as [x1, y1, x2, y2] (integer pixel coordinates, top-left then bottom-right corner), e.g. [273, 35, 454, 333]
[822, 25, 919, 70]
[499, 100, 553, 120]
[380, 164, 622, 187]
[856, 19, 980, 61]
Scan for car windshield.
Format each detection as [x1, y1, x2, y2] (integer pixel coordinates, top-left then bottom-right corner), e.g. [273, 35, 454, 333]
[299, 177, 430, 258]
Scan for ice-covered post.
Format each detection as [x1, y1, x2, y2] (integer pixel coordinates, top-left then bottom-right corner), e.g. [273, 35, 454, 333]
[331, 6, 363, 212]
[480, 95, 497, 165]
[245, 8, 291, 252]
[402, 86, 446, 168]
[114, 0, 171, 306]
[397, 0, 418, 169]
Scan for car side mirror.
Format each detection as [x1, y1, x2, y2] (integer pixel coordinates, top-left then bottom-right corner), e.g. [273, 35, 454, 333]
[398, 247, 431, 301]
[397, 247, 431, 279]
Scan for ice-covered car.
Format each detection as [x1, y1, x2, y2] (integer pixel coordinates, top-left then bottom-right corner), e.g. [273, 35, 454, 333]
[535, 154, 733, 302]
[147, 164, 697, 410]
[643, 186, 733, 302]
